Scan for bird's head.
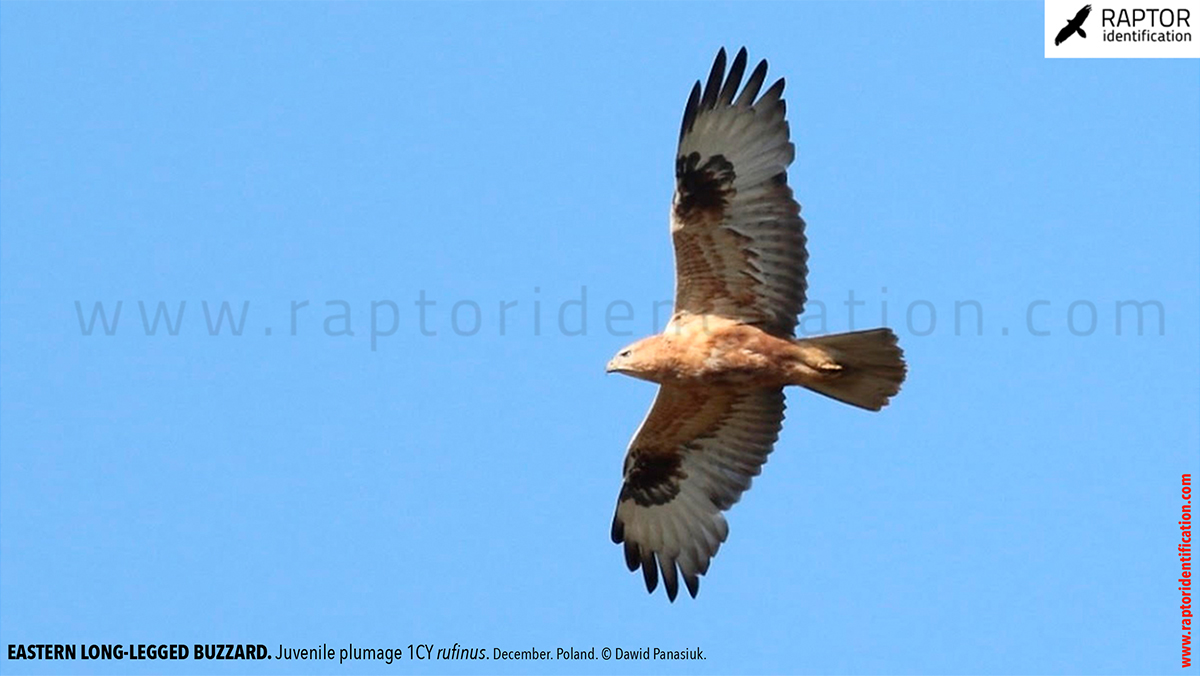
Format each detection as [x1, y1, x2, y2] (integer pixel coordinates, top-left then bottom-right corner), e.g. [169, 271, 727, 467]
[606, 336, 665, 382]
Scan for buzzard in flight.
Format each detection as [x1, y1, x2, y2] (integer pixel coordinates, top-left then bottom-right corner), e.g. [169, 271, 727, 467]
[1055, 5, 1092, 45]
[606, 48, 907, 601]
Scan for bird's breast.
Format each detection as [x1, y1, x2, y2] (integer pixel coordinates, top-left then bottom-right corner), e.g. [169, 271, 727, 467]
[658, 323, 796, 388]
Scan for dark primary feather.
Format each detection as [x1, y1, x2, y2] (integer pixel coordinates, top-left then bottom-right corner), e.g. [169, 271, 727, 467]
[716, 48, 748, 106]
[735, 58, 769, 108]
[700, 47, 726, 111]
[678, 82, 702, 144]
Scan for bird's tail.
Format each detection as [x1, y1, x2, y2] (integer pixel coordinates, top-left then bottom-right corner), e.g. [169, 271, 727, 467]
[1077, 27, 1087, 38]
[791, 328, 906, 411]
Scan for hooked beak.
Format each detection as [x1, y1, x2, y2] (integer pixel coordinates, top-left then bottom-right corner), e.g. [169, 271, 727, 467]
[605, 359, 617, 373]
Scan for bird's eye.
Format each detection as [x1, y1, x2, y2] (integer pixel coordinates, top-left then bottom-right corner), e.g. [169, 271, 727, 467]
[619, 349, 632, 358]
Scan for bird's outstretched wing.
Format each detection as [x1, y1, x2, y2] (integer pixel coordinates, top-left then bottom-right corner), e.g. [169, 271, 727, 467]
[611, 385, 785, 600]
[1073, 4, 1092, 24]
[671, 47, 808, 337]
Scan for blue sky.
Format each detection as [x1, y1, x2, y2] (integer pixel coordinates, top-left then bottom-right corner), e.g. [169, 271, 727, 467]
[1, 2, 1197, 675]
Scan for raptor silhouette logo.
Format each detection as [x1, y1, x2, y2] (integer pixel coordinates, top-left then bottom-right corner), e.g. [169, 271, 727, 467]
[1055, 4, 1093, 45]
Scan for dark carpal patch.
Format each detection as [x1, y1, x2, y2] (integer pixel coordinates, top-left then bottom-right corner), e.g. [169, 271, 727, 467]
[619, 451, 685, 507]
[674, 152, 735, 224]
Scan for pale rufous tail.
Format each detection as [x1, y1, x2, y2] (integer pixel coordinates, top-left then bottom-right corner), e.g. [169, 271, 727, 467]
[792, 328, 906, 411]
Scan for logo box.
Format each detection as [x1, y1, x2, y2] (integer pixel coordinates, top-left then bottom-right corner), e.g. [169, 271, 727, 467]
[1045, 0, 1200, 58]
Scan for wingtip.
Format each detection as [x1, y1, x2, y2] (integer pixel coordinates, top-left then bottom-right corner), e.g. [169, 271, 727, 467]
[718, 47, 749, 106]
[662, 561, 680, 601]
[623, 542, 639, 571]
[679, 81, 702, 143]
[755, 76, 786, 110]
[641, 553, 659, 593]
[735, 58, 770, 107]
[700, 49, 727, 111]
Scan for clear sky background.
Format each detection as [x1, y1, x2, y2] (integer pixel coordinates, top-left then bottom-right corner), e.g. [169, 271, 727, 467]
[2, 2, 1197, 675]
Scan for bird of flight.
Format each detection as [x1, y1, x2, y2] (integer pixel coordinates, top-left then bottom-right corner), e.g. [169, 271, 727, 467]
[1055, 5, 1092, 45]
[606, 48, 907, 601]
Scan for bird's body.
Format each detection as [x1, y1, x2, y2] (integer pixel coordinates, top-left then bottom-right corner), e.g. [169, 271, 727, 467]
[606, 48, 907, 601]
[611, 315, 886, 394]
[612, 315, 808, 388]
